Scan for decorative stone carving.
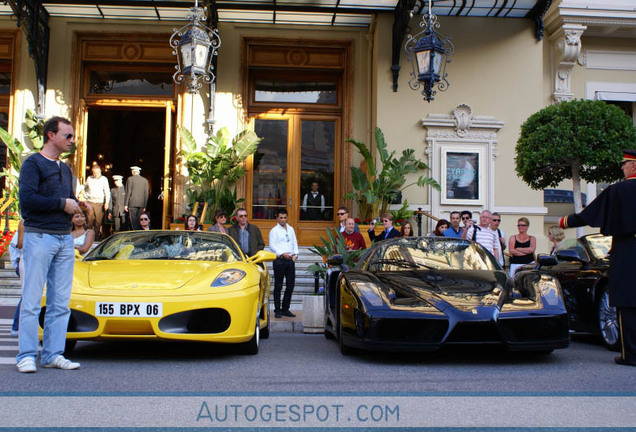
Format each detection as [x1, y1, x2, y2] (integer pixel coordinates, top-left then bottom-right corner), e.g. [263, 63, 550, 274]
[550, 24, 587, 103]
[421, 104, 505, 215]
[578, 50, 587, 67]
[453, 103, 473, 137]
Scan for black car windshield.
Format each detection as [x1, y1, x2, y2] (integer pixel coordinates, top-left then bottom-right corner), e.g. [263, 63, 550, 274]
[83, 231, 242, 262]
[587, 234, 612, 260]
[362, 238, 499, 272]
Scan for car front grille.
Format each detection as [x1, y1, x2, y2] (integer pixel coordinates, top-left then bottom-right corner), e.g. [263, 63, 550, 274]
[159, 308, 231, 334]
[373, 318, 448, 343]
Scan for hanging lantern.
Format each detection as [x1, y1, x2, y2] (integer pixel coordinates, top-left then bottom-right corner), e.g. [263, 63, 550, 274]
[170, 0, 221, 94]
[404, 1, 453, 102]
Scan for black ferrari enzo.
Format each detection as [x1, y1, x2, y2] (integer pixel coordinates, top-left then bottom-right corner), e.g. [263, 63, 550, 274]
[529, 234, 618, 350]
[323, 237, 569, 355]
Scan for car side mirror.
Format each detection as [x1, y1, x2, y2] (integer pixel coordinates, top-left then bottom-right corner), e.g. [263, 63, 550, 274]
[536, 254, 558, 268]
[327, 254, 344, 266]
[555, 248, 588, 263]
[248, 250, 277, 264]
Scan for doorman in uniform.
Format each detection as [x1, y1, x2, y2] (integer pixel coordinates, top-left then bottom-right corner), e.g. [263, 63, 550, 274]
[109, 175, 127, 232]
[124, 166, 149, 230]
[560, 149, 636, 367]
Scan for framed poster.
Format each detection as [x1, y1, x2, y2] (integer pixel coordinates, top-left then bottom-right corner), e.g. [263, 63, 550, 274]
[441, 148, 484, 205]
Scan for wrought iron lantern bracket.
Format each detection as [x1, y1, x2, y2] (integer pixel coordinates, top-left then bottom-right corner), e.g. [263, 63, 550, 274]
[170, 1, 221, 94]
[404, 5, 453, 102]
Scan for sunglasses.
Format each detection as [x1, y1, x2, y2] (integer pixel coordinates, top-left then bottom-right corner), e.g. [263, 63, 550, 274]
[64, 133, 74, 140]
[337, 212, 346, 216]
[237, 214, 248, 218]
[461, 216, 470, 220]
[382, 219, 390, 223]
[517, 224, 528, 227]
[492, 219, 500, 222]
[140, 217, 149, 221]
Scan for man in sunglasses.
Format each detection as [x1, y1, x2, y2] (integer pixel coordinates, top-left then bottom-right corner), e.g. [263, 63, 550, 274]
[560, 149, 636, 367]
[464, 210, 500, 263]
[368, 213, 400, 243]
[489, 212, 506, 267]
[337, 206, 359, 233]
[228, 208, 264, 257]
[16, 117, 83, 373]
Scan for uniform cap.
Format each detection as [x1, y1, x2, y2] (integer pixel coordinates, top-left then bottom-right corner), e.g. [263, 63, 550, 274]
[112, 175, 123, 180]
[130, 166, 142, 171]
[622, 149, 636, 162]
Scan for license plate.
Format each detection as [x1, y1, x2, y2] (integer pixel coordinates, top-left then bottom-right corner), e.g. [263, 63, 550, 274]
[96, 302, 163, 317]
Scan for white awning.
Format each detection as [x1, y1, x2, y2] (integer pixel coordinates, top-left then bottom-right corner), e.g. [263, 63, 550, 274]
[595, 91, 636, 102]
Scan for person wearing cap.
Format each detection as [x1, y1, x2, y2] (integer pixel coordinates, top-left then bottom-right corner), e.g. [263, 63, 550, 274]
[83, 162, 110, 239]
[124, 166, 149, 230]
[207, 210, 228, 234]
[559, 149, 636, 367]
[109, 175, 127, 233]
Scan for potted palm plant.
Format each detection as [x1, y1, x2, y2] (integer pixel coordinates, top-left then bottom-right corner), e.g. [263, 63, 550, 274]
[304, 229, 368, 333]
[345, 127, 440, 223]
[177, 127, 261, 223]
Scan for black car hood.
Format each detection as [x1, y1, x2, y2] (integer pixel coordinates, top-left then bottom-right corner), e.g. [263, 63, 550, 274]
[353, 269, 509, 312]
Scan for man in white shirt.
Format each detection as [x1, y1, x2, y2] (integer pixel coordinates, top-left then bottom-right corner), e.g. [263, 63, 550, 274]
[269, 209, 299, 318]
[83, 162, 110, 239]
[489, 212, 506, 267]
[465, 210, 500, 263]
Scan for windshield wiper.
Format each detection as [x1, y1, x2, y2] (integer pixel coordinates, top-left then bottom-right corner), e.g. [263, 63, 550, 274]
[83, 256, 112, 261]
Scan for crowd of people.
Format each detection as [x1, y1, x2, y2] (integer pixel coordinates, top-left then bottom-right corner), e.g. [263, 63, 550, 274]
[76, 162, 150, 237]
[10, 114, 634, 373]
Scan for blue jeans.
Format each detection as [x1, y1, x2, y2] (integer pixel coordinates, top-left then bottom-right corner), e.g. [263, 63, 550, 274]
[17, 232, 75, 364]
[12, 299, 21, 332]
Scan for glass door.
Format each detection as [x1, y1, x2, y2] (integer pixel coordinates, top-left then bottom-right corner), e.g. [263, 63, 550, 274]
[252, 118, 289, 221]
[249, 115, 340, 245]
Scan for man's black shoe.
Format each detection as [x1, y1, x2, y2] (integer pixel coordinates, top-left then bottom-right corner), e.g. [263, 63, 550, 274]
[282, 310, 296, 318]
[274, 311, 282, 319]
[614, 356, 636, 366]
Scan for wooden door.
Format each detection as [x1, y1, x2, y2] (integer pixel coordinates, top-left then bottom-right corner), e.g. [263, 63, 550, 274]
[247, 114, 341, 245]
[162, 101, 175, 228]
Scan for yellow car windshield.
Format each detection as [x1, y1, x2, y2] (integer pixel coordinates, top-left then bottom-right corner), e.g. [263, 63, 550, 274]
[84, 231, 242, 263]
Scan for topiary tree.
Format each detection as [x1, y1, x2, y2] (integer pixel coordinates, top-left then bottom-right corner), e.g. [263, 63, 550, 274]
[516, 99, 636, 216]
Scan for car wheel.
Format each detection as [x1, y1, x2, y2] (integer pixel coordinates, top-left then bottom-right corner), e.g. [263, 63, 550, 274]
[598, 286, 620, 351]
[260, 306, 270, 339]
[338, 314, 353, 356]
[64, 340, 77, 355]
[241, 318, 260, 355]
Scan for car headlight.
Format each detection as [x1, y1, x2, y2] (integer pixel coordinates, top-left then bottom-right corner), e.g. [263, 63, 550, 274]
[351, 281, 385, 307]
[211, 269, 246, 287]
[534, 275, 561, 306]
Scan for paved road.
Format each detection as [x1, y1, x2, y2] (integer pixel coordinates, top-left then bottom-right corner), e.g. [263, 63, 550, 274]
[3, 318, 636, 429]
[2, 321, 634, 393]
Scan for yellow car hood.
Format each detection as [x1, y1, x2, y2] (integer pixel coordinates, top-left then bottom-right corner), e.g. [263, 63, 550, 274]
[87, 260, 218, 290]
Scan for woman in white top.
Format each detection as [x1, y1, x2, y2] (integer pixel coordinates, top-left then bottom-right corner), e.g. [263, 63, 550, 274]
[72, 210, 96, 255]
